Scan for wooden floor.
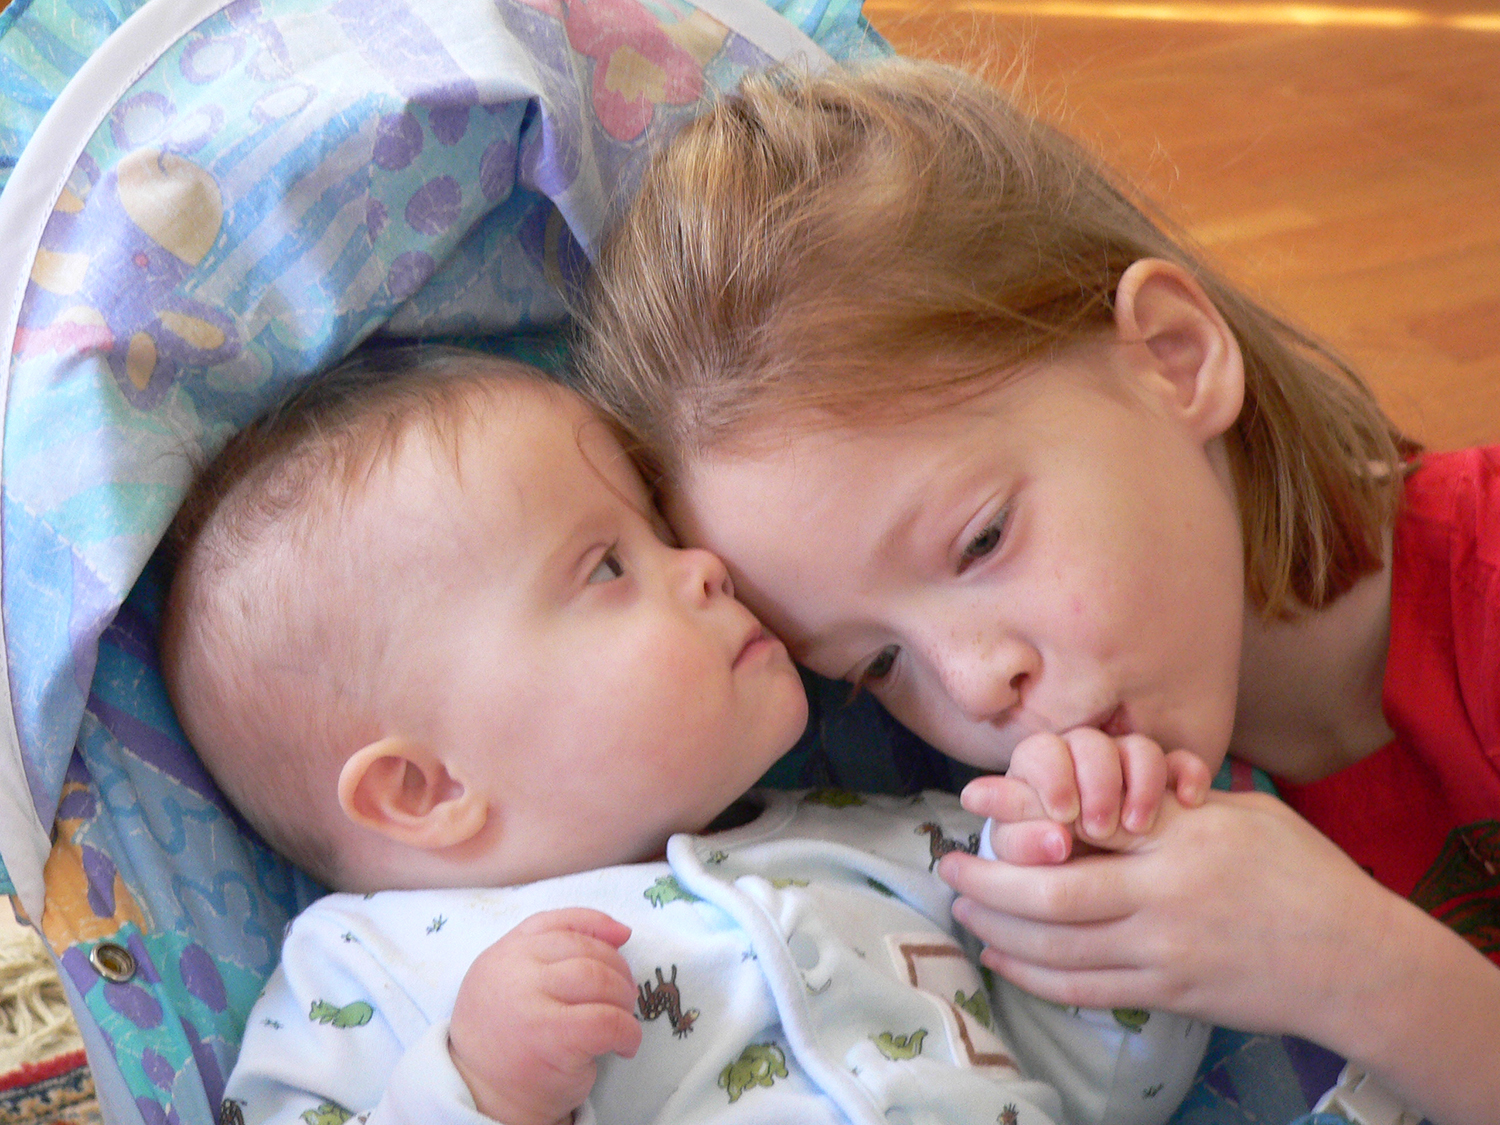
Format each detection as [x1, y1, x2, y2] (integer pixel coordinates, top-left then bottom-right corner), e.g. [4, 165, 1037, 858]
[865, 0, 1500, 449]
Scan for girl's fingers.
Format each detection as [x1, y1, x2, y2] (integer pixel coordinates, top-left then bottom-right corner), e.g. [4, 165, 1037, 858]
[938, 849, 1135, 924]
[953, 896, 1133, 971]
[982, 818, 1073, 865]
[977, 948, 1156, 1014]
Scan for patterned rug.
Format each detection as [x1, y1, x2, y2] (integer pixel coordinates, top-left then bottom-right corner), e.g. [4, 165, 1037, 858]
[0, 1051, 101, 1125]
[1, 914, 100, 1125]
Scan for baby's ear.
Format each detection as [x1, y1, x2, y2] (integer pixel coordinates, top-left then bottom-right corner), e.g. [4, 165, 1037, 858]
[337, 736, 488, 852]
[1112, 258, 1244, 442]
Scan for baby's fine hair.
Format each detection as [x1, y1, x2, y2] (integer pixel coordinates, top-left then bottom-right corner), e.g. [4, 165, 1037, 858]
[160, 346, 550, 885]
[581, 57, 1415, 616]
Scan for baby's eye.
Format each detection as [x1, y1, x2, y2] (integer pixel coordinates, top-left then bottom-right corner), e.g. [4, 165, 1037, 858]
[960, 506, 1010, 572]
[853, 645, 900, 692]
[586, 549, 625, 585]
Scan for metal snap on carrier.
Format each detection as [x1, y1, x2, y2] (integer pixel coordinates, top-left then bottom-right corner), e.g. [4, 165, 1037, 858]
[89, 941, 136, 982]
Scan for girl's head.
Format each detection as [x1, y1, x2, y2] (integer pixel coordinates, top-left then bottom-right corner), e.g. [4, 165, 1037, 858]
[579, 58, 1412, 773]
[582, 57, 1410, 617]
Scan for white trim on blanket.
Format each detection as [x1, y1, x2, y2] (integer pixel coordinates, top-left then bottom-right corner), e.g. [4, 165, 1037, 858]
[0, 0, 240, 934]
[693, 0, 833, 68]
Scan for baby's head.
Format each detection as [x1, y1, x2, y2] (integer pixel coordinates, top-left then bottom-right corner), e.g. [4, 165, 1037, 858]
[161, 347, 807, 892]
[583, 57, 1409, 618]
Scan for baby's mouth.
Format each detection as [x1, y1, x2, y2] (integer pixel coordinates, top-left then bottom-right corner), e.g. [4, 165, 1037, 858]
[733, 627, 774, 668]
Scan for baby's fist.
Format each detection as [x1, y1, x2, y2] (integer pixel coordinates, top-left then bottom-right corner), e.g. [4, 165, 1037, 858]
[449, 908, 641, 1125]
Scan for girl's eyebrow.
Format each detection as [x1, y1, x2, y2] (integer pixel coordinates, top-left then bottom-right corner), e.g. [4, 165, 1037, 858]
[870, 475, 978, 571]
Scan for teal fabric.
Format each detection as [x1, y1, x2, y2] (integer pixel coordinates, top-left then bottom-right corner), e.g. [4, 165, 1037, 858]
[0, 0, 154, 190]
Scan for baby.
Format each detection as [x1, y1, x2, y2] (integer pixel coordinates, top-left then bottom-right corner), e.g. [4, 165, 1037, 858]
[160, 345, 1207, 1125]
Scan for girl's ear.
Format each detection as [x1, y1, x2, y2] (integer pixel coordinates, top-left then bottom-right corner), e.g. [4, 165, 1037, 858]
[1112, 258, 1245, 442]
[337, 736, 488, 852]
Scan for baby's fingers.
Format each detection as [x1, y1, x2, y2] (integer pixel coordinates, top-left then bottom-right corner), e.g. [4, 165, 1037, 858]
[1063, 728, 1128, 841]
[960, 774, 1049, 823]
[1165, 749, 1212, 807]
[556, 1000, 644, 1061]
[542, 950, 639, 1014]
[1116, 734, 1170, 834]
[999, 733, 1082, 823]
[514, 906, 632, 950]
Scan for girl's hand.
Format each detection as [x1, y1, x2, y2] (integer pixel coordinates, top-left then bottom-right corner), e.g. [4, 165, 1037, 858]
[968, 729, 1212, 865]
[449, 908, 642, 1125]
[941, 790, 1381, 1029]
[939, 790, 1500, 1125]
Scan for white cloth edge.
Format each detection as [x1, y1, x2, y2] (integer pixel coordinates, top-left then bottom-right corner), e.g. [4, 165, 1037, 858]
[692, 0, 833, 70]
[0, 0, 245, 925]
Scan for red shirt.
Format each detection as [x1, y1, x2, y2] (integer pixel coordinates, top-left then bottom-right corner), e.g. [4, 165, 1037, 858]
[1277, 448, 1500, 964]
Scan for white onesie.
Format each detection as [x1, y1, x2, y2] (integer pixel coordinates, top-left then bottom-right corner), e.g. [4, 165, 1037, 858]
[225, 790, 1209, 1125]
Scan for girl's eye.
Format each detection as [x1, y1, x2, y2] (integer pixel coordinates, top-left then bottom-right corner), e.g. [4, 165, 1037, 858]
[586, 550, 625, 585]
[852, 645, 900, 693]
[960, 506, 1010, 571]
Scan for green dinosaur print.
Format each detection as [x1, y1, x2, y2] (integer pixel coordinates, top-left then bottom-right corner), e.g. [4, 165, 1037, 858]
[954, 987, 994, 1028]
[769, 876, 809, 889]
[426, 916, 446, 933]
[998, 1105, 1020, 1125]
[865, 877, 896, 898]
[1112, 1008, 1150, 1033]
[300, 1100, 354, 1125]
[803, 788, 865, 808]
[872, 1028, 928, 1060]
[644, 875, 701, 908]
[706, 850, 729, 865]
[719, 1043, 788, 1102]
[308, 999, 374, 1028]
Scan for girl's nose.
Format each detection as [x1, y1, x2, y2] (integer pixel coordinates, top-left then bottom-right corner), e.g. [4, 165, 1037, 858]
[935, 636, 1037, 724]
[676, 546, 734, 602]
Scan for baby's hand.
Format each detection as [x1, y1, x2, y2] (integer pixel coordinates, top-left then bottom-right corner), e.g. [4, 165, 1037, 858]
[448, 907, 642, 1125]
[966, 729, 1212, 864]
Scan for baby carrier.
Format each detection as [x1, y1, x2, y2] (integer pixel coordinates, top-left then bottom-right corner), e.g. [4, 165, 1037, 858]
[0, 2, 1392, 1122]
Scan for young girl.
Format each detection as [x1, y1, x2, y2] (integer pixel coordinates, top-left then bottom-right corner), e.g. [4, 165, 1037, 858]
[577, 58, 1500, 1125]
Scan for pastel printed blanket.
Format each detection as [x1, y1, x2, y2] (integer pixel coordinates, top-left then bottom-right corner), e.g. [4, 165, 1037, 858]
[0, 2, 882, 1120]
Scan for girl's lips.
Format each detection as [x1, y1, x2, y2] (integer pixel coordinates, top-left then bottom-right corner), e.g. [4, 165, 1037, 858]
[1081, 704, 1131, 738]
[1100, 705, 1132, 738]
